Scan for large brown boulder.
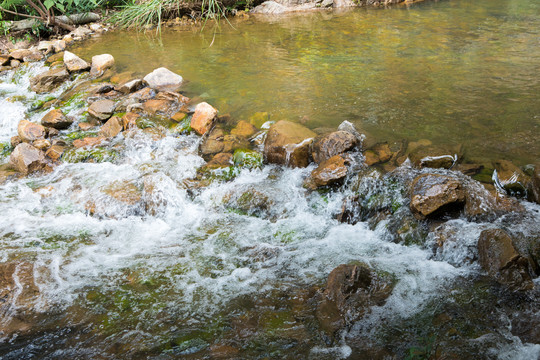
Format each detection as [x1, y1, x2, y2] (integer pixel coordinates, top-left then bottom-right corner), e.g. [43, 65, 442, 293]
[18, 120, 45, 143]
[191, 102, 218, 135]
[88, 99, 115, 121]
[9, 143, 48, 174]
[264, 120, 316, 168]
[478, 229, 533, 291]
[311, 131, 357, 164]
[98, 116, 123, 138]
[304, 155, 348, 190]
[41, 109, 73, 129]
[316, 264, 393, 337]
[410, 173, 465, 218]
[528, 163, 540, 204]
[29, 67, 70, 93]
[200, 127, 225, 158]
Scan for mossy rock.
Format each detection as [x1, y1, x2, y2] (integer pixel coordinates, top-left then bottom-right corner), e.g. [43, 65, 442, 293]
[233, 149, 263, 170]
[170, 116, 192, 135]
[0, 142, 14, 159]
[62, 147, 118, 163]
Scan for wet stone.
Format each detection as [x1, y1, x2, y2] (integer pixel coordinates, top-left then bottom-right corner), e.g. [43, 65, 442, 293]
[231, 120, 257, 138]
[304, 154, 348, 190]
[18, 120, 46, 143]
[143, 67, 183, 92]
[264, 120, 316, 168]
[122, 112, 140, 130]
[45, 144, 64, 161]
[9, 143, 48, 174]
[98, 116, 123, 138]
[63, 51, 90, 72]
[41, 108, 73, 129]
[32, 139, 51, 151]
[410, 173, 465, 219]
[30, 67, 70, 93]
[88, 99, 115, 121]
[73, 137, 106, 148]
[311, 130, 357, 164]
[90, 54, 115, 77]
[117, 79, 144, 94]
[191, 102, 218, 135]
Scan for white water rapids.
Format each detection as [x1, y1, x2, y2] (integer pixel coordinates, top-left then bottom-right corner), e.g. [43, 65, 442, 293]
[0, 63, 539, 359]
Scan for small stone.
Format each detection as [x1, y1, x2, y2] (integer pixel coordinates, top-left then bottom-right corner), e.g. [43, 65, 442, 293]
[264, 120, 316, 168]
[312, 131, 357, 164]
[32, 139, 51, 151]
[88, 99, 115, 121]
[18, 120, 46, 143]
[305, 155, 348, 190]
[30, 68, 70, 93]
[72, 26, 92, 37]
[10, 136, 22, 148]
[52, 40, 66, 53]
[410, 173, 465, 218]
[90, 54, 114, 77]
[10, 49, 32, 60]
[143, 99, 173, 115]
[122, 112, 140, 130]
[206, 152, 233, 169]
[117, 79, 143, 94]
[78, 122, 95, 131]
[63, 51, 89, 72]
[41, 109, 73, 129]
[130, 87, 155, 101]
[73, 137, 106, 148]
[98, 116, 123, 138]
[143, 67, 183, 92]
[191, 102, 218, 135]
[171, 111, 187, 122]
[45, 145, 64, 161]
[0, 55, 10, 66]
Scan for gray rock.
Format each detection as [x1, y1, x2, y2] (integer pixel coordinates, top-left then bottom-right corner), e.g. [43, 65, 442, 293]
[9, 143, 48, 174]
[90, 54, 114, 77]
[30, 68, 70, 93]
[88, 99, 115, 121]
[64, 51, 90, 72]
[143, 67, 183, 92]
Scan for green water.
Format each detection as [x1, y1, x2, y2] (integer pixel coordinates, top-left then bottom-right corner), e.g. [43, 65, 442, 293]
[73, 0, 540, 166]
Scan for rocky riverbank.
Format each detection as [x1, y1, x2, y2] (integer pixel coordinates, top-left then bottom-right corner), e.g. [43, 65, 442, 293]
[1, 39, 540, 358]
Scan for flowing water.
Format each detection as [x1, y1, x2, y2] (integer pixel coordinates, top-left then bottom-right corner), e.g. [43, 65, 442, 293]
[1, 0, 540, 359]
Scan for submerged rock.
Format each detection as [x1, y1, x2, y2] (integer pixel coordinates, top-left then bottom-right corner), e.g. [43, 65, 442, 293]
[191, 102, 218, 135]
[143, 67, 183, 92]
[30, 67, 70, 93]
[478, 229, 533, 291]
[316, 264, 393, 338]
[311, 130, 357, 164]
[72, 136, 106, 148]
[410, 173, 465, 219]
[63, 51, 89, 72]
[364, 142, 392, 166]
[88, 99, 115, 121]
[200, 127, 225, 158]
[9, 143, 48, 174]
[527, 163, 540, 204]
[18, 120, 45, 143]
[264, 120, 316, 168]
[41, 108, 73, 129]
[304, 154, 348, 190]
[231, 120, 257, 138]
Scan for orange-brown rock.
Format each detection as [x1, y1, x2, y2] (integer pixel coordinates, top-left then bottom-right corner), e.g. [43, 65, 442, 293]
[78, 122, 95, 131]
[9, 143, 48, 174]
[98, 116, 123, 138]
[29, 67, 70, 93]
[231, 120, 257, 138]
[88, 99, 115, 121]
[264, 120, 316, 168]
[312, 131, 357, 164]
[304, 155, 348, 190]
[122, 112, 140, 130]
[410, 173, 465, 218]
[364, 142, 392, 166]
[171, 111, 187, 122]
[41, 108, 73, 129]
[190, 102, 218, 135]
[45, 144, 64, 161]
[32, 139, 51, 151]
[73, 137, 106, 148]
[143, 99, 173, 115]
[10, 135, 22, 148]
[18, 120, 45, 143]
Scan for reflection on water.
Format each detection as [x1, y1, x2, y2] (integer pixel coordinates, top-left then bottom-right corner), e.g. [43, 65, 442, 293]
[72, 0, 540, 165]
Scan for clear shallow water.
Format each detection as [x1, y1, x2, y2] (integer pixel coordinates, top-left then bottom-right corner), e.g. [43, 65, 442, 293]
[72, 0, 540, 166]
[1, 1, 540, 359]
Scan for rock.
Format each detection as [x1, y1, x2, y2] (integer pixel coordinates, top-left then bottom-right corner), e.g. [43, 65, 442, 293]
[41, 109, 73, 129]
[251, 1, 289, 14]
[206, 153, 233, 169]
[0, 55, 10, 66]
[200, 127, 225, 158]
[30, 68, 70, 93]
[337, 120, 365, 145]
[45, 144, 64, 161]
[191, 102, 218, 135]
[52, 40, 66, 53]
[410, 173, 465, 219]
[222, 135, 250, 153]
[143, 67, 183, 92]
[528, 163, 540, 204]
[312, 131, 357, 164]
[90, 54, 114, 77]
[46, 127, 59, 138]
[103, 181, 142, 205]
[364, 142, 392, 166]
[63, 51, 89, 72]
[264, 120, 316, 168]
[10, 49, 32, 60]
[98, 116, 123, 138]
[9, 143, 48, 174]
[143, 99, 173, 115]
[478, 229, 533, 291]
[455, 163, 484, 177]
[32, 139, 51, 151]
[10, 135, 22, 148]
[117, 79, 144, 94]
[88, 99, 115, 121]
[18, 120, 45, 143]
[130, 87, 155, 101]
[408, 144, 460, 169]
[249, 112, 270, 129]
[122, 112, 140, 130]
[78, 122, 95, 131]
[10, 59, 21, 68]
[305, 155, 348, 190]
[73, 137, 106, 148]
[223, 186, 273, 217]
[171, 111, 187, 122]
[72, 26, 93, 37]
[316, 264, 393, 337]
[231, 120, 257, 138]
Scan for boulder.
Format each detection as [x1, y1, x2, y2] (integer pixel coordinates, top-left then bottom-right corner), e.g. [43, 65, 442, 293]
[63, 51, 89, 72]
[10, 135, 22, 148]
[478, 229, 533, 291]
[41, 109, 73, 129]
[18, 120, 45, 143]
[32, 139, 51, 151]
[304, 155, 348, 190]
[88, 99, 115, 121]
[117, 79, 144, 94]
[312, 131, 357, 164]
[410, 173, 465, 218]
[122, 112, 140, 130]
[364, 142, 392, 166]
[73, 137, 106, 148]
[222, 135, 250, 153]
[143, 67, 183, 92]
[143, 99, 173, 115]
[9, 143, 48, 174]
[130, 87, 155, 101]
[10, 49, 41, 61]
[264, 120, 316, 168]
[90, 54, 114, 77]
[205, 153, 233, 169]
[191, 102, 218, 135]
[200, 127, 225, 158]
[98, 116, 123, 138]
[0, 55, 10, 66]
[316, 264, 393, 337]
[30, 68, 70, 93]
[231, 120, 257, 138]
[528, 163, 540, 204]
